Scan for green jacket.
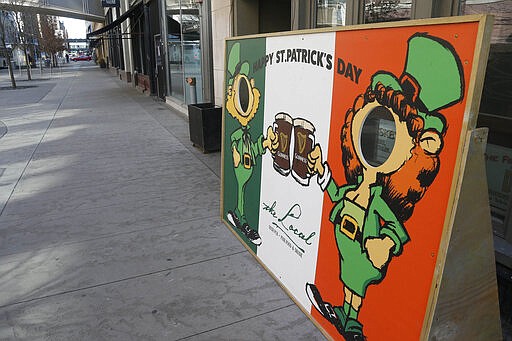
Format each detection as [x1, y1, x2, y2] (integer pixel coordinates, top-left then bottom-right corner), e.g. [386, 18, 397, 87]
[230, 125, 265, 167]
[326, 176, 410, 255]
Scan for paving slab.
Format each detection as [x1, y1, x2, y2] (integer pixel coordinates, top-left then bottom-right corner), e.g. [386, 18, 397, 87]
[0, 83, 57, 107]
[0, 187, 221, 256]
[1, 253, 322, 341]
[0, 217, 245, 307]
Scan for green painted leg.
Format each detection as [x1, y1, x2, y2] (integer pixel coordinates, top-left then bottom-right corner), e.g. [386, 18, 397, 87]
[343, 306, 365, 340]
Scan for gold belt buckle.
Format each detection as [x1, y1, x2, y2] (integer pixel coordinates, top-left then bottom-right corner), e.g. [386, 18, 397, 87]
[243, 153, 252, 169]
[340, 215, 358, 240]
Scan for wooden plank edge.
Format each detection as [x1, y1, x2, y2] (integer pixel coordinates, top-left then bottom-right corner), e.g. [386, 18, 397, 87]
[466, 15, 495, 130]
[220, 41, 228, 222]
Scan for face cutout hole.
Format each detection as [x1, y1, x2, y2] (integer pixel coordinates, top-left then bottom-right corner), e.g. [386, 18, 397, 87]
[237, 76, 250, 113]
[360, 106, 396, 167]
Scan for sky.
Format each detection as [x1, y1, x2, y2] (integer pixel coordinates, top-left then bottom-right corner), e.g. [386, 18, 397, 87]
[61, 17, 87, 39]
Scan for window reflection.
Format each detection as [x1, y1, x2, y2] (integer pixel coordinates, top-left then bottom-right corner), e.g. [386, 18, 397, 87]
[461, 0, 511, 119]
[167, 12, 184, 100]
[182, 10, 202, 104]
[363, 0, 412, 24]
[317, 0, 346, 27]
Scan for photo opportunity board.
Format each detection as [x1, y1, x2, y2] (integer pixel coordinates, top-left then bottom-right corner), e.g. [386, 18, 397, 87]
[221, 15, 497, 340]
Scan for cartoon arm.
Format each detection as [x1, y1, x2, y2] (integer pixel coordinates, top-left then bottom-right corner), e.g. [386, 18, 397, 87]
[231, 129, 243, 168]
[249, 125, 279, 159]
[365, 193, 410, 269]
[252, 134, 266, 159]
[308, 144, 355, 201]
[262, 126, 278, 153]
[232, 145, 241, 168]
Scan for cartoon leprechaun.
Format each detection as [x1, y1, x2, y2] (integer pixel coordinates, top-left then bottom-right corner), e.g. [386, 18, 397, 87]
[225, 43, 278, 246]
[305, 33, 464, 340]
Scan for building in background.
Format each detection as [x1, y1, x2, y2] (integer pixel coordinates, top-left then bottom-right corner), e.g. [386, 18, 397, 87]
[89, 0, 510, 110]
[0, 11, 17, 68]
[1, 12, 69, 67]
[55, 19, 69, 41]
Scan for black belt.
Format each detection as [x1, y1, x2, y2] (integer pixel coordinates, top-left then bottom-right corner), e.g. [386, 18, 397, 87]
[334, 212, 363, 243]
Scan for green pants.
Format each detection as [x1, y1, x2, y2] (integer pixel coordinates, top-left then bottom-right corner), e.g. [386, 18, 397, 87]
[336, 226, 383, 298]
[234, 164, 253, 224]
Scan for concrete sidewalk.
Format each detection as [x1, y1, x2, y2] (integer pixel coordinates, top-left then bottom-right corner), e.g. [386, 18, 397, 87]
[0, 64, 325, 340]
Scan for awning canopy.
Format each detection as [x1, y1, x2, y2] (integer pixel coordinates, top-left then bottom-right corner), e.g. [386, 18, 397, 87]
[88, 38, 102, 48]
[87, 1, 142, 39]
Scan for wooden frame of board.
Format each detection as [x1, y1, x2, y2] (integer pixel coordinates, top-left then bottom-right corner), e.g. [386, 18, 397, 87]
[220, 15, 500, 340]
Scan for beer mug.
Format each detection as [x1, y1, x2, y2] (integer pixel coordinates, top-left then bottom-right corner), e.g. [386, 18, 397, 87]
[272, 112, 293, 176]
[292, 118, 315, 186]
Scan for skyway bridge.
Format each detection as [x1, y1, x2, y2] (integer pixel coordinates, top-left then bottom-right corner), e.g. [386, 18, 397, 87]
[0, 0, 103, 22]
[67, 38, 89, 43]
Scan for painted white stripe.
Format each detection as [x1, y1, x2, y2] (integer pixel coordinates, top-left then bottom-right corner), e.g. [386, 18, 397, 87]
[257, 32, 336, 311]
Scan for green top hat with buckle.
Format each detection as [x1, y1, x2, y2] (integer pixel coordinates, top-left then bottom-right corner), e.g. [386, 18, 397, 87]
[371, 33, 464, 134]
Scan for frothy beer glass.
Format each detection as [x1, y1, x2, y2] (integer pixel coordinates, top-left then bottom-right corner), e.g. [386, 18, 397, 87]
[272, 112, 293, 176]
[292, 118, 315, 186]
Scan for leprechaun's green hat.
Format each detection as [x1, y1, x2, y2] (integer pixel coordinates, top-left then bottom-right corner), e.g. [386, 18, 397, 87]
[227, 42, 250, 86]
[371, 33, 464, 134]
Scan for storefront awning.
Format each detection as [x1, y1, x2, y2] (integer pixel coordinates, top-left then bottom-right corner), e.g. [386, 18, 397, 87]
[86, 1, 143, 39]
[88, 38, 102, 48]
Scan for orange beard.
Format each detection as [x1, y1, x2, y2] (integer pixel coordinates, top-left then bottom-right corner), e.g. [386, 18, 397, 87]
[381, 144, 440, 221]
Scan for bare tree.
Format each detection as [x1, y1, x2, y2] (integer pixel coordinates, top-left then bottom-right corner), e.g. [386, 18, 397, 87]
[0, 10, 16, 88]
[12, 9, 39, 80]
[22, 12, 39, 68]
[39, 15, 65, 67]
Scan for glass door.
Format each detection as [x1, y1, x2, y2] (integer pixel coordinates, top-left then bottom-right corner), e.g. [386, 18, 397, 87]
[165, 0, 203, 104]
[181, 4, 202, 104]
[167, 5, 185, 101]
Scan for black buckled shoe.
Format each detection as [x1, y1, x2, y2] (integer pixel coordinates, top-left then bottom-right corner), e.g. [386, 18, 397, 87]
[227, 210, 241, 229]
[305, 283, 346, 335]
[227, 211, 262, 246]
[343, 318, 366, 341]
[241, 223, 262, 246]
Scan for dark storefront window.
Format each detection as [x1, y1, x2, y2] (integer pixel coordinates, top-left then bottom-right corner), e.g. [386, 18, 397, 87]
[106, 9, 114, 66]
[105, 8, 125, 69]
[363, 0, 412, 24]
[315, 0, 413, 27]
[117, 6, 124, 70]
[132, 13, 146, 74]
[166, 0, 203, 104]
